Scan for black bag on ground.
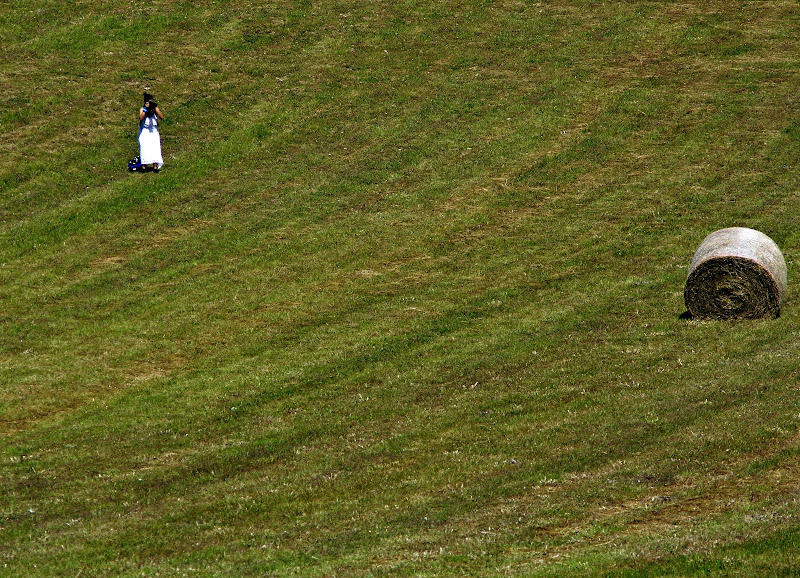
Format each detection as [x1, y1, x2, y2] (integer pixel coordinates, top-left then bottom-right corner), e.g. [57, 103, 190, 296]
[128, 156, 143, 172]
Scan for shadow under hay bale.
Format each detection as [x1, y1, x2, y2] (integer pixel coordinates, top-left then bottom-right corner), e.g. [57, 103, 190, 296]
[684, 227, 787, 320]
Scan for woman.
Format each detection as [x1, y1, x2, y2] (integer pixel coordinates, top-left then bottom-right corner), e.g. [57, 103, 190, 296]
[138, 92, 164, 172]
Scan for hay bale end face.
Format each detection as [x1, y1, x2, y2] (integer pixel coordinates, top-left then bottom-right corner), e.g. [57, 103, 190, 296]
[684, 227, 787, 320]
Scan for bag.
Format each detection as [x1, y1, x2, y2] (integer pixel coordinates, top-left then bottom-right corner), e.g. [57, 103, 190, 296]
[128, 156, 143, 172]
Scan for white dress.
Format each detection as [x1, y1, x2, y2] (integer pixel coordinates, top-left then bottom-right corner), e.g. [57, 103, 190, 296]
[138, 109, 163, 168]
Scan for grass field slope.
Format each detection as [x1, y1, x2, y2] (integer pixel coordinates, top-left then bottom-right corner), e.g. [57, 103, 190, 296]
[3, 1, 800, 575]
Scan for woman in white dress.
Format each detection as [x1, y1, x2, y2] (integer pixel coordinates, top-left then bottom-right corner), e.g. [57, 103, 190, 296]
[138, 92, 164, 172]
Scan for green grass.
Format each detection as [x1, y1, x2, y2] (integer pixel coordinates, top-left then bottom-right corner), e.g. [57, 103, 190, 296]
[3, 0, 800, 575]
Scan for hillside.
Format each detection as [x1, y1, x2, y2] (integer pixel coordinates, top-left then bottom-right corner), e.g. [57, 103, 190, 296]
[2, 1, 800, 575]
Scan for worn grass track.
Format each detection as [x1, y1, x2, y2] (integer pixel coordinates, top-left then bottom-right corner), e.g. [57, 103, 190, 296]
[2, 1, 800, 575]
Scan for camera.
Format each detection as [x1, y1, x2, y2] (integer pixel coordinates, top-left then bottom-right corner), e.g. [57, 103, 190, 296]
[145, 100, 157, 117]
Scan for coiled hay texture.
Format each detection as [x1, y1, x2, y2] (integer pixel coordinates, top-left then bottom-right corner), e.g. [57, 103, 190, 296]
[684, 227, 787, 320]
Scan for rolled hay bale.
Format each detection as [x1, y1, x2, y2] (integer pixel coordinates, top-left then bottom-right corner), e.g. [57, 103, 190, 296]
[684, 227, 787, 320]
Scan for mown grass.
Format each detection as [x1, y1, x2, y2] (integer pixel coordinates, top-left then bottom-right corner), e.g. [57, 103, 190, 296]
[2, 1, 800, 575]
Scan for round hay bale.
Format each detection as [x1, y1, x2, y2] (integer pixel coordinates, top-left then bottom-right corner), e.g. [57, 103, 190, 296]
[684, 227, 787, 320]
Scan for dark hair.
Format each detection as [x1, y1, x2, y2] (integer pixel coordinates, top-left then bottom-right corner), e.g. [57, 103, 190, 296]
[143, 92, 154, 104]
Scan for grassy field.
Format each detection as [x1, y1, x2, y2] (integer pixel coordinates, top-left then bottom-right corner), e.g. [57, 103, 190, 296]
[2, 1, 800, 575]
